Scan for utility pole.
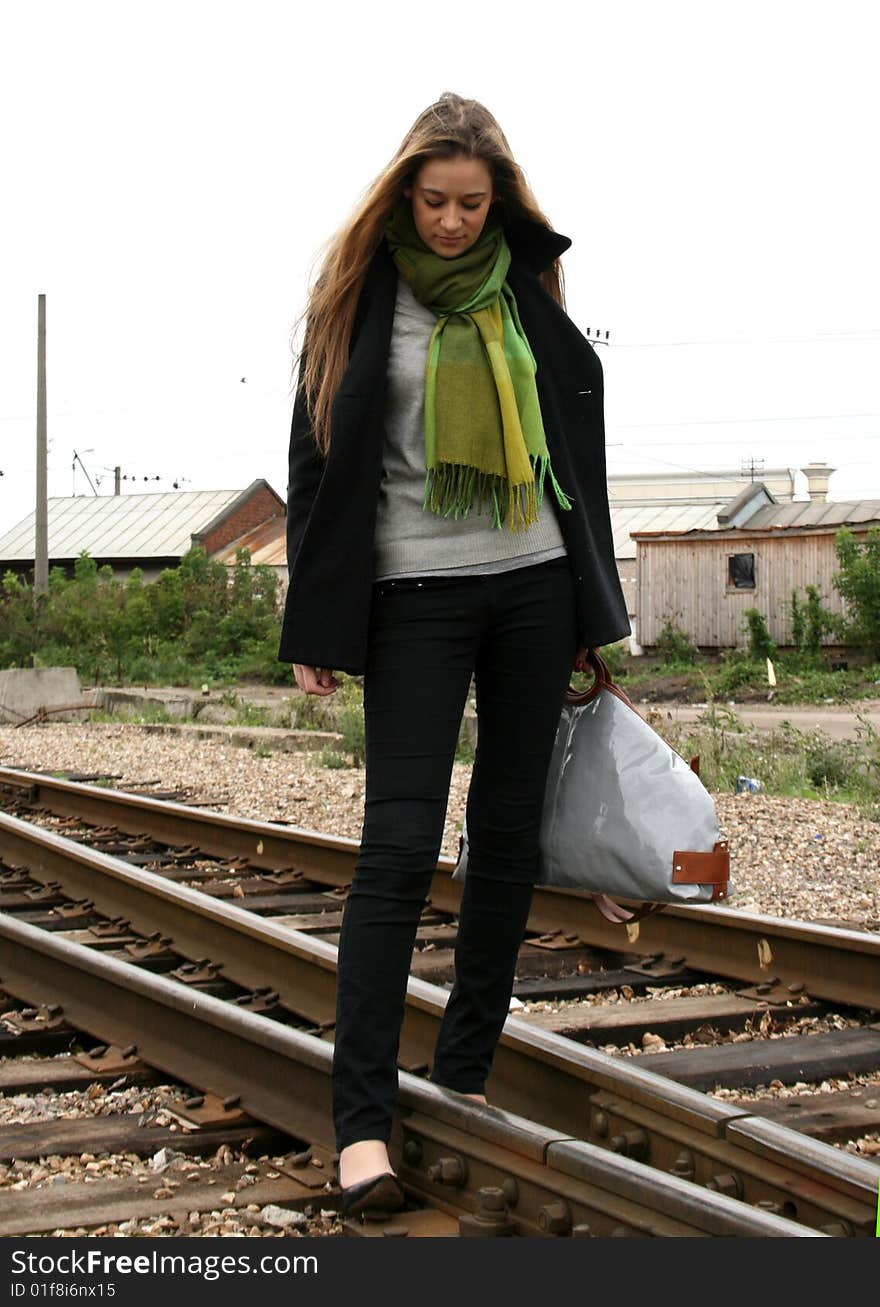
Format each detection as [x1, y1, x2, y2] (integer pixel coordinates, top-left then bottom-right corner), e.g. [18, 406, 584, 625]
[34, 293, 48, 598]
[114, 465, 121, 495]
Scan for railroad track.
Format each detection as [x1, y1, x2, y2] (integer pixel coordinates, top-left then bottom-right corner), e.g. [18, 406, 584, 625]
[1, 765, 878, 1237]
[0, 910, 818, 1239]
[0, 1049, 330, 1238]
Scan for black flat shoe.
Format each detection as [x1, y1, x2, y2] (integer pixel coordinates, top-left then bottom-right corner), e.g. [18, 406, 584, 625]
[340, 1171, 405, 1219]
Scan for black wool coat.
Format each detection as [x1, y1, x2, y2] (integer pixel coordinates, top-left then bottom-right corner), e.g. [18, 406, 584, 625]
[277, 218, 630, 674]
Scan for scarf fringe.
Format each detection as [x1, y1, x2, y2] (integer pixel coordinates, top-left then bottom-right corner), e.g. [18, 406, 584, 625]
[424, 456, 573, 532]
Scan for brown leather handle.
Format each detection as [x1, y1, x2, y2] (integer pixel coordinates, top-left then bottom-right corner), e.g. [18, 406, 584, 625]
[566, 648, 612, 705]
[566, 648, 644, 717]
[592, 894, 668, 925]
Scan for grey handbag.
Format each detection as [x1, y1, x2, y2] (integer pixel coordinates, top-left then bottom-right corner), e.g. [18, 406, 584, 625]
[453, 650, 729, 923]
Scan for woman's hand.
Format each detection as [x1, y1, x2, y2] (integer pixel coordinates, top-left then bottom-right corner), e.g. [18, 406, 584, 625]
[573, 645, 592, 674]
[293, 664, 340, 695]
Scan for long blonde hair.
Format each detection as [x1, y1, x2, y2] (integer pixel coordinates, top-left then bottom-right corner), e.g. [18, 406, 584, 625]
[292, 92, 567, 457]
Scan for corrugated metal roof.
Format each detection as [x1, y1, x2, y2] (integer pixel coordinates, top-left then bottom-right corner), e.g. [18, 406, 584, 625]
[632, 499, 880, 542]
[0, 490, 247, 563]
[31, 490, 866, 569]
[741, 500, 880, 530]
[610, 503, 726, 558]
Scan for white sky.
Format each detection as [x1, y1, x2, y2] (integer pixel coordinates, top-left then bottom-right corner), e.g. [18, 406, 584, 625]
[2, 0, 879, 537]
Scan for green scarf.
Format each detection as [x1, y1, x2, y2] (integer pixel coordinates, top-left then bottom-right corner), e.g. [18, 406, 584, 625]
[384, 200, 573, 531]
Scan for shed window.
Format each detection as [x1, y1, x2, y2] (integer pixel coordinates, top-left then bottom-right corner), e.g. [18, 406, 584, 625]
[728, 553, 755, 589]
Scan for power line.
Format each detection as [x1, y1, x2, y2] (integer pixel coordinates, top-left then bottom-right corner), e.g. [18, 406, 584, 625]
[608, 447, 740, 478]
[610, 329, 880, 348]
[612, 412, 880, 431]
[612, 438, 880, 452]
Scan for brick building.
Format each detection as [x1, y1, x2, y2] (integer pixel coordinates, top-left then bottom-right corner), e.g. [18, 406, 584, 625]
[0, 479, 284, 583]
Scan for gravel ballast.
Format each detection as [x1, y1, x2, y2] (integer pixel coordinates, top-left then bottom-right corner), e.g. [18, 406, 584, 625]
[1, 721, 878, 930]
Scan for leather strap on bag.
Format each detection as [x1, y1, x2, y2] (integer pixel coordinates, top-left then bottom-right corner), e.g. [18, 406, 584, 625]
[673, 842, 730, 902]
[568, 650, 730, 924]
[592, 895, 667, 925]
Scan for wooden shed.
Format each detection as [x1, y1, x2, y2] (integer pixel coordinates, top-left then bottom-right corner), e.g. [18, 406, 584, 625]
[633, 487, 880, 649]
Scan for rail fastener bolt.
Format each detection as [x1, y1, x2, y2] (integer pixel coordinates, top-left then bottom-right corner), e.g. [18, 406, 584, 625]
[458, 1188, 515, 1238]
[706, 1172, 743, 1199]
[819, 1221, 854, 1237]
[610, 1128, 649, 1161]
[427, 1155, 468, 1187]
[590, 1109, 609, 1138]
[538, 1200, 572, 1235]
[670, 1150, 696, 1181]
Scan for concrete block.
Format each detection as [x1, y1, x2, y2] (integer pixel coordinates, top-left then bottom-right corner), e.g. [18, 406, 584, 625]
[98, 688, 196, 721]
[136, 723, 342, 753]
[192, 702, 239, 725]
[0, 667, 89, 725]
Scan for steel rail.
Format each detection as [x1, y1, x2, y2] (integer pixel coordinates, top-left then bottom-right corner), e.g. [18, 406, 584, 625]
[0, 807, 876, 1234]
[1, 766, 878, 1007]
[0, 910, 821, 1237]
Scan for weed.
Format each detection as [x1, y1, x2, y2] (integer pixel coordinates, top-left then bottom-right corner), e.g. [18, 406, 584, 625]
[455, 716, 476, 764]
[712, 650, 763, 696]
[656, 621, 699, 668]
[596, 639, 632, 678]
[233, 701, 270, 727]
[286, 693, 339, 733]
[89, 703, 173, 725]
[804, 738, 854, 790]
[743, 609, 776, 662]
[649, 708, 879, 813]
[333, 675, 365, 766]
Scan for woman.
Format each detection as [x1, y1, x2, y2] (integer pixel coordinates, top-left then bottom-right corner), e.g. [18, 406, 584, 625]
[280, 92, 629, 1218]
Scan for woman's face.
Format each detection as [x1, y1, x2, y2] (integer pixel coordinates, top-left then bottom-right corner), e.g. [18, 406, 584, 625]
[403, 155, 495, 259]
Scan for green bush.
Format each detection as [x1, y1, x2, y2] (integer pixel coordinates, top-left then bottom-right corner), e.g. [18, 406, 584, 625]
[804, 737, 853, 790]
[789, 589, 806, 654]
[789, 585, 836, 660]
[333, 675, 365, 767]
[596, 639, 631, 678]
[833, 526, 880, 658]
[285, 693, 340, 733]
[650, 711, 877, 810]
[655, 621, 699, 667]
[0, 546, 285, 687]
[743, 608, 776, 662]
[712, 648, 763, 695]
[0, 571, 35, 667]
[805, 585, 835, 656]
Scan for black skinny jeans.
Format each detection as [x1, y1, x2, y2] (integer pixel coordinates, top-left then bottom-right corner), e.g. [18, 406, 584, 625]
[331, 554, 579, 1154]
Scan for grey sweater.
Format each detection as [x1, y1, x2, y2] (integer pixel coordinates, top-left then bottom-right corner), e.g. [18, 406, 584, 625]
[373, 274, 568, 580]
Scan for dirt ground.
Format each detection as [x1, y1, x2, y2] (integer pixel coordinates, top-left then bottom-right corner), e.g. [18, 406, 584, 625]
[639, 700, 880, 742]
[105, 678, 880, 743]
